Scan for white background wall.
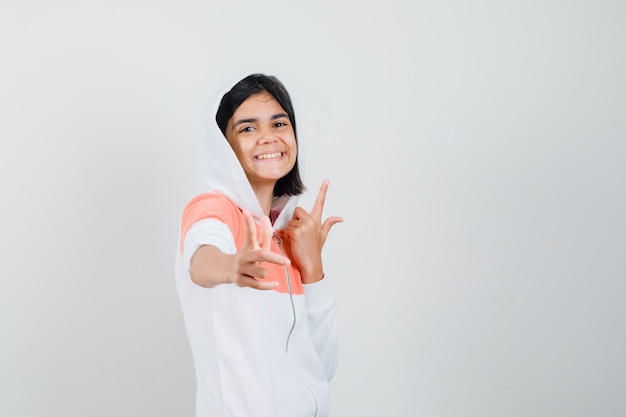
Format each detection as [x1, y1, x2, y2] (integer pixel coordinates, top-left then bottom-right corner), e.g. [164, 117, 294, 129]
[1, 1, 625, 416]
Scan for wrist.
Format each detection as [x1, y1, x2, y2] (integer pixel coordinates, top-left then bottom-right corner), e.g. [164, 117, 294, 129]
[300, 266, 325, 284]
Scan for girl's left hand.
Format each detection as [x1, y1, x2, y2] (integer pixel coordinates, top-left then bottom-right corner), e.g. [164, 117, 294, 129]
[284, 180, 343, 284]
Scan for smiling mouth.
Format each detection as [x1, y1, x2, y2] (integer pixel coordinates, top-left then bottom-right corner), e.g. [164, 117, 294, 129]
[255, 152, 284, 160]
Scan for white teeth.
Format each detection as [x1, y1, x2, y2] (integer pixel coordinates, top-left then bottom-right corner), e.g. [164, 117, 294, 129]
[256, 152, 282, 160]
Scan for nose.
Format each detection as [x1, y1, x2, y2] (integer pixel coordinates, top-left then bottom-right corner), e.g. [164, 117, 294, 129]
[258, 125, 277, 144]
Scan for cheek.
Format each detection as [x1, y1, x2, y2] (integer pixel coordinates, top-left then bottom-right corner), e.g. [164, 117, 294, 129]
[290, 137, 298, 154]
[230, 141, 250, 159]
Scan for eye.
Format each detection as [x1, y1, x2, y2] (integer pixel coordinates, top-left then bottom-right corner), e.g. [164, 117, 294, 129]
[239, 126, 254, 133]
[274, 121, 289, 128]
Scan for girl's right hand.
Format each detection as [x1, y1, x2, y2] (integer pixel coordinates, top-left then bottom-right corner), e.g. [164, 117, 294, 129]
[231, 210, 290, 290]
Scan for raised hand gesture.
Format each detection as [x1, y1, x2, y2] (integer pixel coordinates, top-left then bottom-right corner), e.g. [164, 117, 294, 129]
[284, 180, 343, 284]
[231, 210, 290, 290]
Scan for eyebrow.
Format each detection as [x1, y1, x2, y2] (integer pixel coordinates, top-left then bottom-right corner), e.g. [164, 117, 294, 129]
[231, 113, 289, 131]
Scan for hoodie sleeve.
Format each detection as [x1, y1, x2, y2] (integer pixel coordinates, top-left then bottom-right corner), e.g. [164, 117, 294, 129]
[179, 192, 241, 254]
[303, 278, 338, 380]
[182, 219, 236, 271]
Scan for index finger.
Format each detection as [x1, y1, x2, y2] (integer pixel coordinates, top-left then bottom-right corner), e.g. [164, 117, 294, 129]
[310, 179, 330, 219]
[242, 209, 259, 250]
[255, 213, 273, 251]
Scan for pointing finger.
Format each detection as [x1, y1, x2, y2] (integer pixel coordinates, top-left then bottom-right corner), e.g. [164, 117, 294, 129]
[310, 179, 330, 220]
[240, 250, 291, 270]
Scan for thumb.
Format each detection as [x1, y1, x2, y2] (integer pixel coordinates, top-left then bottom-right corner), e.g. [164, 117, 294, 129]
[320, 216, 343, 245]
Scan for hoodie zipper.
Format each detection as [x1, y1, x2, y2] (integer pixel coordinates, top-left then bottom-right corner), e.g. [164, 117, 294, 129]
[272, 233, 319, 417]
[272, 233, 297, 353]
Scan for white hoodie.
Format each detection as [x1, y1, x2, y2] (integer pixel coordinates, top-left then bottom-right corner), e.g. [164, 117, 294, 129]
[174, 92, 338, 417]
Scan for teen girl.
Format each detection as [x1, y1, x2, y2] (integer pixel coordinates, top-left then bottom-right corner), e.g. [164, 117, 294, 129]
[175, 74, 342, 417]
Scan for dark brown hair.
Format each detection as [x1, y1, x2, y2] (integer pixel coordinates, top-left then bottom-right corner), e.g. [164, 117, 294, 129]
[216, 74, 305, 197]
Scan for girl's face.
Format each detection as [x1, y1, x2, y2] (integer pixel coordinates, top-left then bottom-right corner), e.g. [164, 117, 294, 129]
[225, 91, 297, 191]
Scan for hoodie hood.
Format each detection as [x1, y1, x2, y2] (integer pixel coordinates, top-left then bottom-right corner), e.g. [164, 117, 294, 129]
[196, 84, 301, 231]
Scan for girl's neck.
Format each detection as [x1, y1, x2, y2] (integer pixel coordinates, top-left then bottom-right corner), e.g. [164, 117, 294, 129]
[251, 183, 275, 216]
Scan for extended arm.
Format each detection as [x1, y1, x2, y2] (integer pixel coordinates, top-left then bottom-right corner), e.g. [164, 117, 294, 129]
[189, 210, 290, 290]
